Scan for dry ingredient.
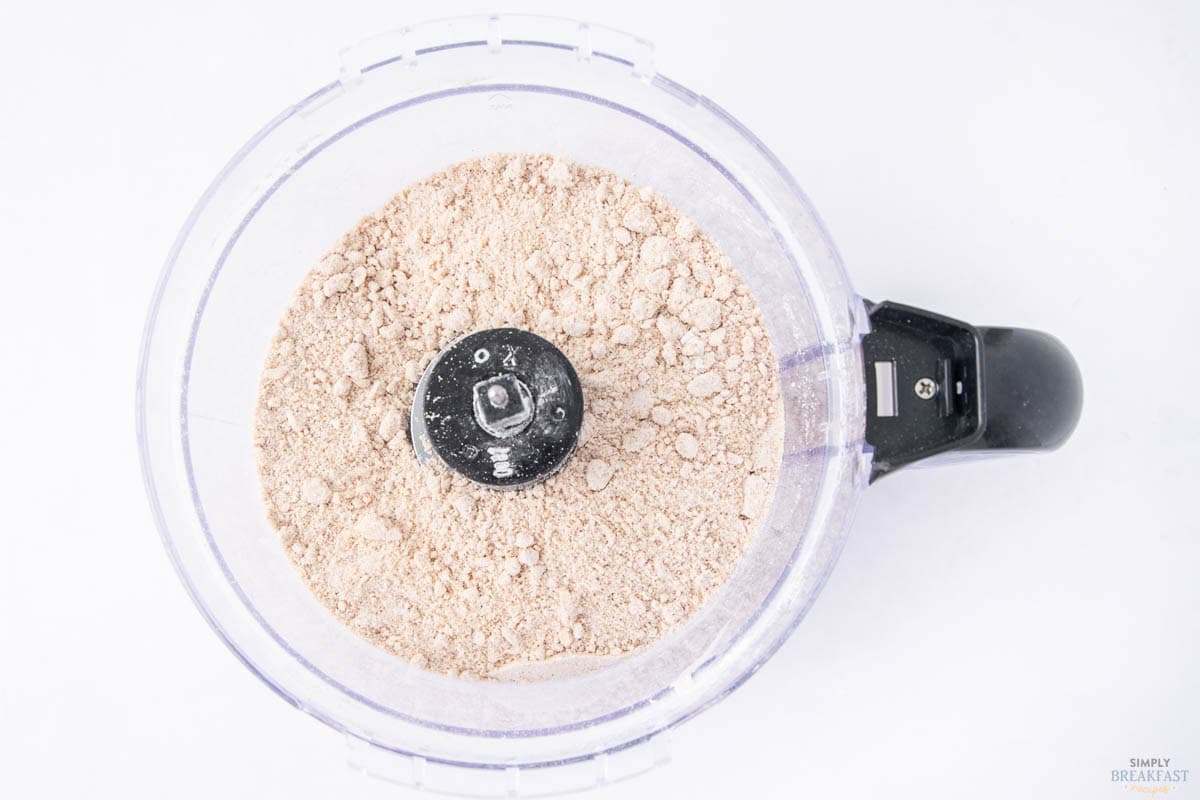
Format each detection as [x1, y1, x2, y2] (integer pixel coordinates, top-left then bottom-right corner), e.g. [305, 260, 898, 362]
[254, 154, 783, 679]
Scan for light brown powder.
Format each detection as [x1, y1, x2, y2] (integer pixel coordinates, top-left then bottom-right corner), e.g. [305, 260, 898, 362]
[254, 154, 783, 679]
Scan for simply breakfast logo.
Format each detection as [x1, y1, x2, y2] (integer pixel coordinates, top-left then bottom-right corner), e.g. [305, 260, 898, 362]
[1113, 757, 1190, 795]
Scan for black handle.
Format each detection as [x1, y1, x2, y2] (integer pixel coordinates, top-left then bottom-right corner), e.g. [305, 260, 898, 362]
[862, 301, 1082, 482]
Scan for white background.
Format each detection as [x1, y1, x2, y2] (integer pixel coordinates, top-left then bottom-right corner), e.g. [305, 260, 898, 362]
[2, 1, 1198, 798]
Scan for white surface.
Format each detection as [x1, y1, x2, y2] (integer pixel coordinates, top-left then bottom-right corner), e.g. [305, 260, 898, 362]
[2, 0, 1198, 797]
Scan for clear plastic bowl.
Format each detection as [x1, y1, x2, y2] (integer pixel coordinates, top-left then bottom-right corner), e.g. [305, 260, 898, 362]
[137, 14, 869, 795]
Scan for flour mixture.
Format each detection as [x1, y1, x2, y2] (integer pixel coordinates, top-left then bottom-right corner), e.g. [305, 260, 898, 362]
[254, 154, 783, 679]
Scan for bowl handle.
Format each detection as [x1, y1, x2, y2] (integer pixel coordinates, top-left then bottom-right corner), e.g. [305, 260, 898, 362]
[861, 300, 1082, 482]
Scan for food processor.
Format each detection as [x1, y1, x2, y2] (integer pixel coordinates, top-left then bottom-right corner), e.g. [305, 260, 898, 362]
[136, 15, 1082, 795]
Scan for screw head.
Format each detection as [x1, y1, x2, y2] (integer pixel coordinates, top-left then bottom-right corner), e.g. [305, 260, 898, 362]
[486, 383, 509, 409]
[472, 373, 533, 439]
[914, 377, 938, 400]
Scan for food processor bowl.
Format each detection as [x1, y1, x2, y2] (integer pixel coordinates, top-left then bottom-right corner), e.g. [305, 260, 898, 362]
[137, 14, 1077, 795]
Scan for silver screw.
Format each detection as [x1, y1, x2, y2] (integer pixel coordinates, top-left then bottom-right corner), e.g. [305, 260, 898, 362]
[914, 377, 938, 400]
[486, 384, 509, 408]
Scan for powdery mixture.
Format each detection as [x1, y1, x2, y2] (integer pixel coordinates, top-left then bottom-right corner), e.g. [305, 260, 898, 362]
[255, 154, 783, 679]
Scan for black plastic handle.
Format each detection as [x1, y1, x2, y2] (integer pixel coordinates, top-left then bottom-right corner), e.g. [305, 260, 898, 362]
[862, 301, 1082, 482]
